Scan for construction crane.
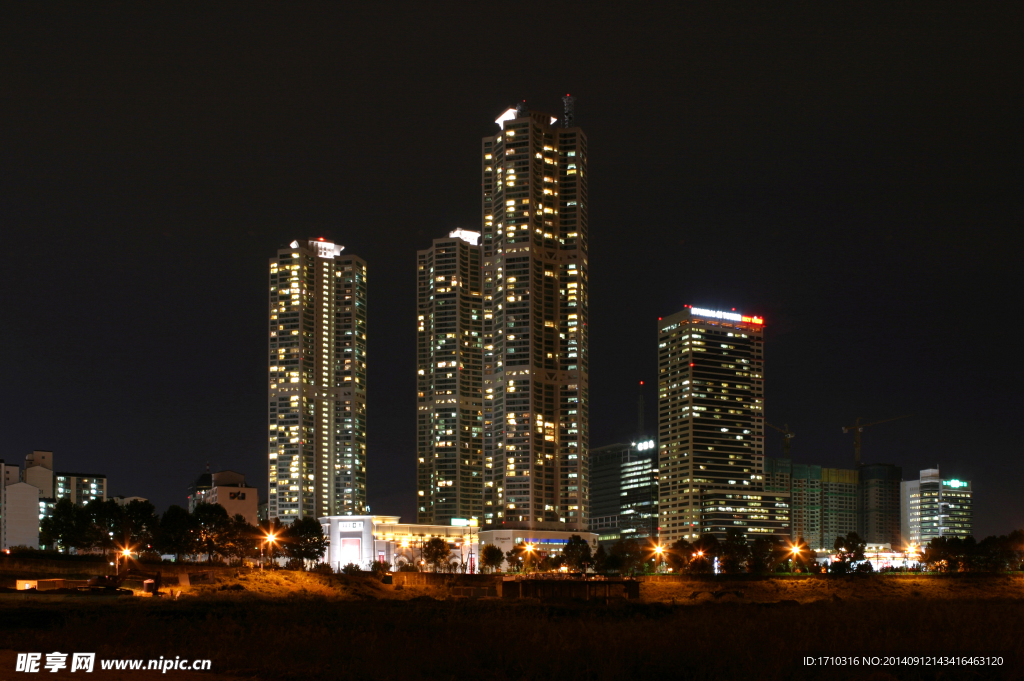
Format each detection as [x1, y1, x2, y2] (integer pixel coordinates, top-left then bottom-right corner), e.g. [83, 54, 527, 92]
[766, 423, 795, 458]
[842, 415, 910, 466]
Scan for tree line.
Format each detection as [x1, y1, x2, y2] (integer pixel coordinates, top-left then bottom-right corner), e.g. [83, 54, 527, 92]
[39, 499, 327, 565]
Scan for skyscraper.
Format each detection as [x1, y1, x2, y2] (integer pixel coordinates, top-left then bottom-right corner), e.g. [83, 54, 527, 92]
[416, 230, 484, 525]
[480, 99, 590, 531]
[859, 463, 902, 546]
[657, 306, 774, 544]
[268, 238, 367, 522]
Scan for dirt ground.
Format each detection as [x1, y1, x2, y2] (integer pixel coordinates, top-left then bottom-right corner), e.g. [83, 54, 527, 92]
[638, 573, 1024, 604]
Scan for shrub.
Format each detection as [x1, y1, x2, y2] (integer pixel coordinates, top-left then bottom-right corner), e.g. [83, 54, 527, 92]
[285, 558, 304, 570]
[398, 563, 419, 572]
[341, 562, 362, 575]
[370, 560, 391, 580]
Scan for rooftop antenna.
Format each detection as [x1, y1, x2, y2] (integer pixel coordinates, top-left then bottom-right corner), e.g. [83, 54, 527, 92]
[637, 381, 645, 437]
[562, 94, 575, 127]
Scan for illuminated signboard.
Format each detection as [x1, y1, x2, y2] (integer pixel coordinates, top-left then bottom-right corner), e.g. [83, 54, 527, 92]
[690, 307, 764, 325]
[633, 440, 656, 451]
[944, 479, 968, 489]
[337, 521, 364, 531]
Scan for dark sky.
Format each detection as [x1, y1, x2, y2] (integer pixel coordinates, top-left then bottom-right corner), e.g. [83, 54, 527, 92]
[2, 5, 1021, 538]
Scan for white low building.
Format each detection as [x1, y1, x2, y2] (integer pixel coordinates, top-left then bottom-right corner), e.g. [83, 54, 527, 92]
[478, 528, 599, 569]
[319, 515, 480, 571]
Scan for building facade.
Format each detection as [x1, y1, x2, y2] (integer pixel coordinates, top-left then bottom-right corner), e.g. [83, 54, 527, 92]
[1, 482, 40, 550]
[416, 230, 485, 525]
[859, 463, 902, 547]
[821, 467, 859, 549]
[54, 473, 107, 505]
[194, 470, 259, 526]
[589, 439, 659, 546]
[901, 468, 973, 546]
[320, 515, 481, 571]
[268, 238, 368, 522]
[657, 306, 766, 544]
[764, 458, 822, 546]
[479, 99, 590, 531]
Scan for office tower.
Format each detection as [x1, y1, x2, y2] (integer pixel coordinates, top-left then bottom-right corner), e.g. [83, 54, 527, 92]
[657, 306, 769, 544]
[859, 463, 902, 546]
[901, 468, 973, 546]
[480, 99, 589, 531]
[416, 230, 485, 525]
[268, 238, 367, 522]
[590, 439, 659, 546]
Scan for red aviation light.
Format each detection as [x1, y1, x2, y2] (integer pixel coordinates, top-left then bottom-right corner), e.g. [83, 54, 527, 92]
[639, 380, 644, 385]
[689, 363, 695, 367]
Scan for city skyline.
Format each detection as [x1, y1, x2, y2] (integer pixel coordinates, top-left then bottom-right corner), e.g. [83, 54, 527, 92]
[2, 7, 1019, 538]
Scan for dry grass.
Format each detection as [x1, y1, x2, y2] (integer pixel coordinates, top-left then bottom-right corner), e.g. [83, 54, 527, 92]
[2, 573, 1022, 680]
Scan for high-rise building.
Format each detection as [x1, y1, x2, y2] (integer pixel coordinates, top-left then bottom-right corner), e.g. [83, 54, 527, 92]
[859, 463, 902, 546]
[764, 458, 860, 550]
[901, 468, 973, 546]
[657, 306, 768, 544]
[416, 230, 485, 525]
[822, 467, 859, 548]
[268, 238, 368, 522]
[764, 458, 822, 546]
[479, 99, 589, 531]
[590, 438, 659, 546]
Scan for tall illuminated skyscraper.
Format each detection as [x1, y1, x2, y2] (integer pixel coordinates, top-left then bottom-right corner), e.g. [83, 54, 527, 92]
[416, 230, 484, 525]
[479, 98, 590, 531]
[268, 239, 367, 522]
[657, 307, 787, 544]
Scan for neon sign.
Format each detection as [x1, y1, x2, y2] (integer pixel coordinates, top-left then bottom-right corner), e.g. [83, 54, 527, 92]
[689, 307, 764, 325]
[944, 479, 967, 488]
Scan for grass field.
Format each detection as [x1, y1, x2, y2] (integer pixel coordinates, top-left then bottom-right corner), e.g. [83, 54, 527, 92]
[2, 569, 1022, 680]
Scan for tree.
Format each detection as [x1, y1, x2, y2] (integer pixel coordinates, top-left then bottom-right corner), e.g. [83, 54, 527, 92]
[284, 517, 329, 568]
[505, 543, 526, 572]
[480, 544, 505, 573]
[82, 498, 125, 551]
[833, 532, 866, 568]
[421, 537, 451, 572]
[666, 538, 693, 573]
[719, 528, 751, 574]
[158, 505, 197, 561]
[610, 539, 644, 575]
[40, 498, 89, 552]
[690, 533, 721, 573]
[192, 503, 231, 562]
[748, 537, 778, 574]
[116, 500, 160, 552]
[561, 535, 592, 571]
[221, 515, 258, 562]
[593, 545, 609, 573]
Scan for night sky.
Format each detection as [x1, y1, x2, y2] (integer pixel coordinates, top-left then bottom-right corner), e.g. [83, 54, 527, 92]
[3, 5, 1021, 538]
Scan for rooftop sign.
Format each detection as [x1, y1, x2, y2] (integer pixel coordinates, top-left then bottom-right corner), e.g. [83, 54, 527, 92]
[690, 307, 764, 325]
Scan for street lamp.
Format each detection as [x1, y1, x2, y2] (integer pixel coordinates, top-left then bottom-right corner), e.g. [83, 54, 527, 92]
[654, 544, 664, 573]
[262, 532, 277, 570]
[790, 544, 801, 573]
[524, 543, 534, 573]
